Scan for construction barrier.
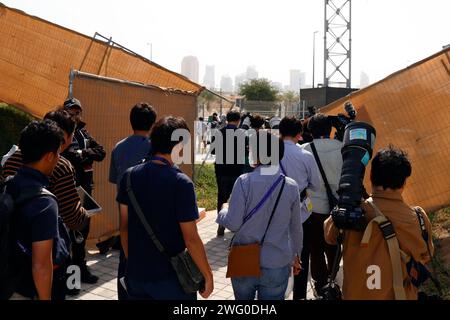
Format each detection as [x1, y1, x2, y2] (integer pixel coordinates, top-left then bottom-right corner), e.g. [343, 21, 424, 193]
[0, 3, 202, 119]
[321, 48, 450, 213]
[70, 71, 196, 243]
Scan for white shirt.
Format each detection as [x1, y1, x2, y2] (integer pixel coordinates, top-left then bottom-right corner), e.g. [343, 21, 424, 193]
[302, 139, 343, 214]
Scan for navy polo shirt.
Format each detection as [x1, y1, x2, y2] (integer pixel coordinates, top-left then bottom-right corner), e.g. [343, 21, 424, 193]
[109, 135, 152, 187]
[117, 162, 199, 282]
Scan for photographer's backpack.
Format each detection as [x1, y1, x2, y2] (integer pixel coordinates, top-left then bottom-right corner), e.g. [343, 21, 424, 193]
[0, 177, 54, 300]
[361, 198, 442, 300]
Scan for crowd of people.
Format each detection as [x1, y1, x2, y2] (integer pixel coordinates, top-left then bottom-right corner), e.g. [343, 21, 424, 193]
[0, 100, 435, 301]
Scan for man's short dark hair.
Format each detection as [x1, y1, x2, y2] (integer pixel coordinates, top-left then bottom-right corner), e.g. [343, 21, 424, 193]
[371, 146, 412, 190]
[20, 120, 64, 164]
[250, 114, 265, 129]
[279, 116, 303, 138]
[227, 110, 241, 123]
[250, 131, 284, 166]
[130, 102, 157, 131]
[308, 113, 332, 138]
[151, 116, 189, 155]
[44, 110, 76, 135]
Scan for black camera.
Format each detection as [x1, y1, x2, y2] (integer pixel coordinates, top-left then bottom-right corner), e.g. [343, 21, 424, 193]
[318, 281, 343, 300]
[332, 121, 377, 231]
[329, 102, 357, 141]
[239, 112, 253, 130]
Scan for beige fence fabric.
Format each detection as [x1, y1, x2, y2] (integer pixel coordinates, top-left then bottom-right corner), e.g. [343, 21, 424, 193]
[321, 48, 450, 213]
[0, 3, 202, 119]
[71, 72, 196, 243]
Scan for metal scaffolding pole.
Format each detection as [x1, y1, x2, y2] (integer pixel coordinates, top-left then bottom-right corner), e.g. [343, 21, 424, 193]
[324, 0, 352, 88]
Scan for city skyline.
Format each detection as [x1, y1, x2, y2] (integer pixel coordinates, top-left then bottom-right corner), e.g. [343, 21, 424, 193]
[181, 56, 199, 83]
[4, 0, 448, 88]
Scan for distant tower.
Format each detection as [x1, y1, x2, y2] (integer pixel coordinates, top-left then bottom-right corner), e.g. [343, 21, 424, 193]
[181, 56, 199, 83]
[203, 65, 215, 89]
[246, 66, 258, 80]
[290, 70, 301, 92]
[220, 75, 233, 93]
[324, 0, 352, 88]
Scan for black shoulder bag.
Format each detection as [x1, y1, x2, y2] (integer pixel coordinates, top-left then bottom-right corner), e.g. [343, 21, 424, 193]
[310, 142, 338, 213]
[126, 169, 205, 294]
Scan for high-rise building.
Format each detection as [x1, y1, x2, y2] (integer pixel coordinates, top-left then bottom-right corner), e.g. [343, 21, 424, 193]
[290, 69, 301, 92]
[203, 65, 215, 89]
[181, 56, 199, 83]
[300, 72, 306, 89]
[360, 71, 370, 88]
[235, 73, 247, 92]
[220, 75, 233, 93]
[246, 66, 258, 80]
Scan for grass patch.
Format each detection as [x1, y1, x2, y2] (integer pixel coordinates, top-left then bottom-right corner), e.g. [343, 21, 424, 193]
[194, 164, 217, 211]
[422, 208, 450, 299]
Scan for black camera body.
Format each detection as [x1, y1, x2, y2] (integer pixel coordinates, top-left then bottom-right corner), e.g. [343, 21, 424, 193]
[329, 102, 357, 141]
[332, 121, 377, 231]
[319, 281, 343, 300]
[239, 112, 253, 130]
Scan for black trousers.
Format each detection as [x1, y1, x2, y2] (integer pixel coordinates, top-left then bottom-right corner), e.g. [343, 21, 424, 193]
[71, 218, 91, 266]
[309, 213, 337, 289]
[293, 215, 313, 300]
[52, 267, 68, 301]
[71, 183, 92, 267]
[293, 213, 338, 298]
[216, 174, 239, 214]
[117, 246, 128, 300]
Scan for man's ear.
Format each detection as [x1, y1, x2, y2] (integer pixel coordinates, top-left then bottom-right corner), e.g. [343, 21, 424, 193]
[44, 151, 56, 163]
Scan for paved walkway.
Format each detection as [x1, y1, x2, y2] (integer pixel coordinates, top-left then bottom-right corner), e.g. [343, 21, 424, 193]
[69, 211, 317, 300]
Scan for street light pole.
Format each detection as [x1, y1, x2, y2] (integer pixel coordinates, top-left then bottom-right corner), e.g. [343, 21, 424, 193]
[147, 43, 153, 61]
[313, 31, 318, 88]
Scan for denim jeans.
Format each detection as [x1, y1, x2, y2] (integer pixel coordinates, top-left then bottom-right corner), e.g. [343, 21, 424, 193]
[231, 264, 291, 300]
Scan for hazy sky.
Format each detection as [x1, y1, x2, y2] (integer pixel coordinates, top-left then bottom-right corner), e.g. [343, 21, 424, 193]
[3, 0, 449, 88]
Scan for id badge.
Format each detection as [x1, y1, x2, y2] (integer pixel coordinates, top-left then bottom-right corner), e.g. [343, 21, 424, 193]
[305, 197, 313, 213]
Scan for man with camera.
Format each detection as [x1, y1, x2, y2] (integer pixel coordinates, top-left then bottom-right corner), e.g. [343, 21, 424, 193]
[324, 146, 434, 300]
[301, 113, 343, 297]
[278, 116, 321, 299]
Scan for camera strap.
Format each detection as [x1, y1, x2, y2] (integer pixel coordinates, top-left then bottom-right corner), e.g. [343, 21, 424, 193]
[413, 207, 444, 297]
[363, 198, 407, 300]
[126, 168, 170, 257]
[310, 142, 338, 211]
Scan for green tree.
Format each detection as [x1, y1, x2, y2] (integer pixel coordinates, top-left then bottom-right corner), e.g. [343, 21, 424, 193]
[198, 90, 216, 114]
[238, 78, 279, 102]
[0, 103, 34, 156]
[279, 91, 299, 105]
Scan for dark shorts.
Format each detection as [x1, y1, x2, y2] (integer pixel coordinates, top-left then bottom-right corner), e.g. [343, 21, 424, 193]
[126, 275, 197, 300]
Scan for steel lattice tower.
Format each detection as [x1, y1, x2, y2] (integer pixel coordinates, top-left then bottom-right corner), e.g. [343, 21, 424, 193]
[324, 0, 352, 88]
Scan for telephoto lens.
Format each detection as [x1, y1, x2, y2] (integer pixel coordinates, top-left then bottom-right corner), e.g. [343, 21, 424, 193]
[332, 121, 376, 230]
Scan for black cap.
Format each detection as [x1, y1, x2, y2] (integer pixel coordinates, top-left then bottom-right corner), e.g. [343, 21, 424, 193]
[64, 98, 82, 110]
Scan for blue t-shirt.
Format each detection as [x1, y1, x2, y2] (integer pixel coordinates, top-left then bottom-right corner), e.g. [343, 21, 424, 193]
[117, 161, 199, 282]
[109, 135, 152, 186]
